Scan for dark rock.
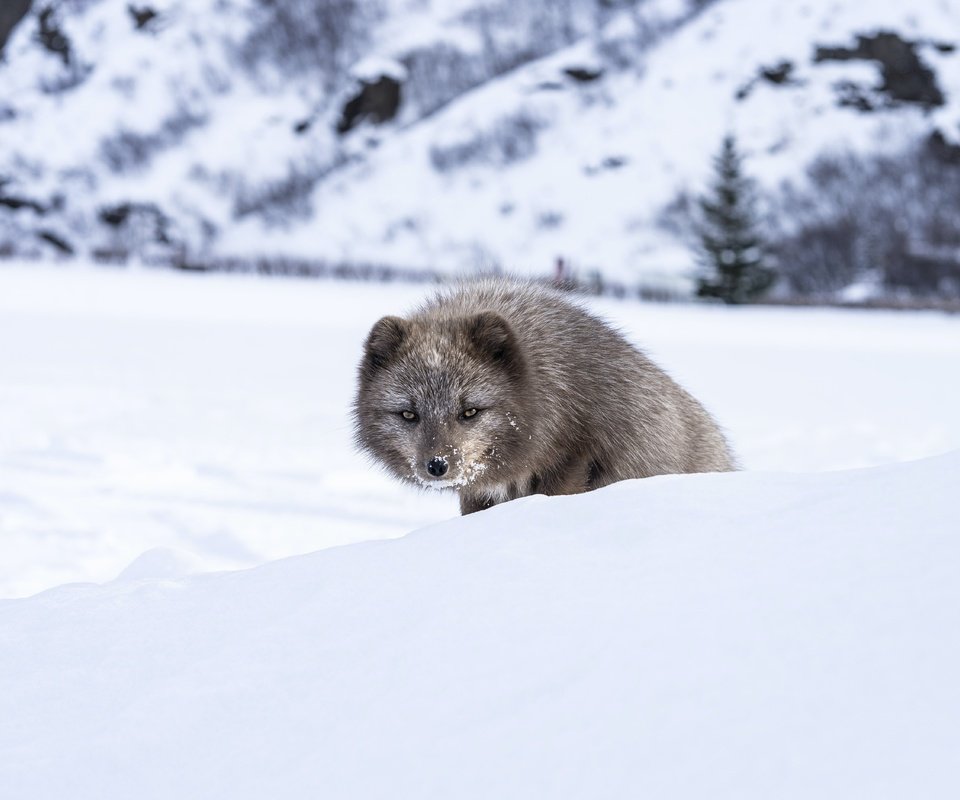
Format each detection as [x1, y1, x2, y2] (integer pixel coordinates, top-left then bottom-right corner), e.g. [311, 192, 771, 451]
[760, 60, 794, 85]
[737, 60, 798, 101]
[127, 5, 159, 32]
[814, 31, 944, 109]
[99, 204, 132, 227]
[563, 66, 603, 83]
[0, 0, 31, 55]
[337, 75, 402, 135]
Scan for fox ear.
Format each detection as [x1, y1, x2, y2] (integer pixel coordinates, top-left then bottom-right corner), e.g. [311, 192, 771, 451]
[466, 311, 523, 374]
[364, 316, 406, 370]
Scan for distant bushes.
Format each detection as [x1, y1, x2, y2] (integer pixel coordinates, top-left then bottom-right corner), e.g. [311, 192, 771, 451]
[400, 43, 491, 120]
[233, 164, 324, 224]
[35, 6, 71, 65]
[239, 0, 383, 85]
[462, 0, 587, 73]
[663, 134, 960, 302]
[429, 110, 545, 172]
[769, 138, 960, 298]
[100, 106, 206, 173]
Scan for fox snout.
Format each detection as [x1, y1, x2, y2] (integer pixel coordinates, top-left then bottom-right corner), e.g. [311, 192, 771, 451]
[425, 457, 449, 477]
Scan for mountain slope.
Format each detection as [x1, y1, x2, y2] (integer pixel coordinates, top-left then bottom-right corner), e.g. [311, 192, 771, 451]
[264, 0, 960, 283]
[1, 0, 958, 289]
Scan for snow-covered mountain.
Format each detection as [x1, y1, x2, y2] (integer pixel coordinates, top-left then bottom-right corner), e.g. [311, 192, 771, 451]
[1, 0, 959, 291]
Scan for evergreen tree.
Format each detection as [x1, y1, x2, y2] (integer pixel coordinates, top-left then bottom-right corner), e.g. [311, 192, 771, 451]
[696, 135, 774, 304]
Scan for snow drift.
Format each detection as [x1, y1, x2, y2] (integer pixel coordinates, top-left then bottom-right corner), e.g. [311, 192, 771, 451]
[2, 452, 958, 798]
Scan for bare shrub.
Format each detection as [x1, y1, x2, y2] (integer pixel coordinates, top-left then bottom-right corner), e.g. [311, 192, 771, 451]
[239, 0, 383, 87]
[232, 163, 327, 225]
[401, 43, 490, 119]
[768, 139, 960, 297]
[429, 110, 545, 172]
[100, 107, 206, 173]
[403, 1, 587, 122]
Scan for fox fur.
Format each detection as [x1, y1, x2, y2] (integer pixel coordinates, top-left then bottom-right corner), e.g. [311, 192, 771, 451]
[354, 280, 735, 514]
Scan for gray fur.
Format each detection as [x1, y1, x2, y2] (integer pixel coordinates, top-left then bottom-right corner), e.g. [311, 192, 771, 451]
[354, 279, 735, 514]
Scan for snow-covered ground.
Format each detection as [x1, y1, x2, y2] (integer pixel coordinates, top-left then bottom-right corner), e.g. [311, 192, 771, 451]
[1, 447, 958, 798]
[3, 263, 960, 796]
[2, 262, 959, 598]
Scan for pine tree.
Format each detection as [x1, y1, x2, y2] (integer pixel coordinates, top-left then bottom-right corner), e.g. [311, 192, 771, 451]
[696, 135, 774, 304]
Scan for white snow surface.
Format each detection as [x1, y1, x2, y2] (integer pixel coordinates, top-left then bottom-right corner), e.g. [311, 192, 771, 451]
[2, 262, 959, 598]
[2, 263, 960, 796]
[1, 448, 959, 798]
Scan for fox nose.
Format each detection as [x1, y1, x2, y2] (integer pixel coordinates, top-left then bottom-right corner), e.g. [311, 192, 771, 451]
[426, 457, 449, 477]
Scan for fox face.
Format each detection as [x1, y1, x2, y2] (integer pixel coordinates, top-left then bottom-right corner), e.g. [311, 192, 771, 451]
[354, 311, 531, 491]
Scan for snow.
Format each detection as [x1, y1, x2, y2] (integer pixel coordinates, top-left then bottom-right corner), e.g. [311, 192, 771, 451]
[2, 263, 959, 795]
[0, 263, 449, 598]
[2, 262, 959, 599]
[1, 445, 959, 798]
[3, 0, 959, 784]
[350, 55, 409, 83]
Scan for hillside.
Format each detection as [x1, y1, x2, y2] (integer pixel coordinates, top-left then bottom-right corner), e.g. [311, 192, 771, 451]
[2, 450, 959, 798]
[1, 0, 959, 291]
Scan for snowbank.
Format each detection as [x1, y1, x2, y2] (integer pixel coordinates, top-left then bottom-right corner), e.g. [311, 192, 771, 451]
[1, 452, 959, 798]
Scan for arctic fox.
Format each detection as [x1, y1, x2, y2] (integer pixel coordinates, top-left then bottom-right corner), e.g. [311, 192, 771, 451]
[354, 280, 735, 514]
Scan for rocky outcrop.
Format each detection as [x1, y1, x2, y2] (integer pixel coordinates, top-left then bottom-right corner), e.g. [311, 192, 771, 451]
[336, 75, 402, 135]
[815, 31, 945, 109]
[0, 0, 30, 55]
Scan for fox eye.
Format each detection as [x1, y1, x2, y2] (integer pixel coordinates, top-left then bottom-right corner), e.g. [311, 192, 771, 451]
[461, 408, 478, 419]
[401, 410, 418, 421]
